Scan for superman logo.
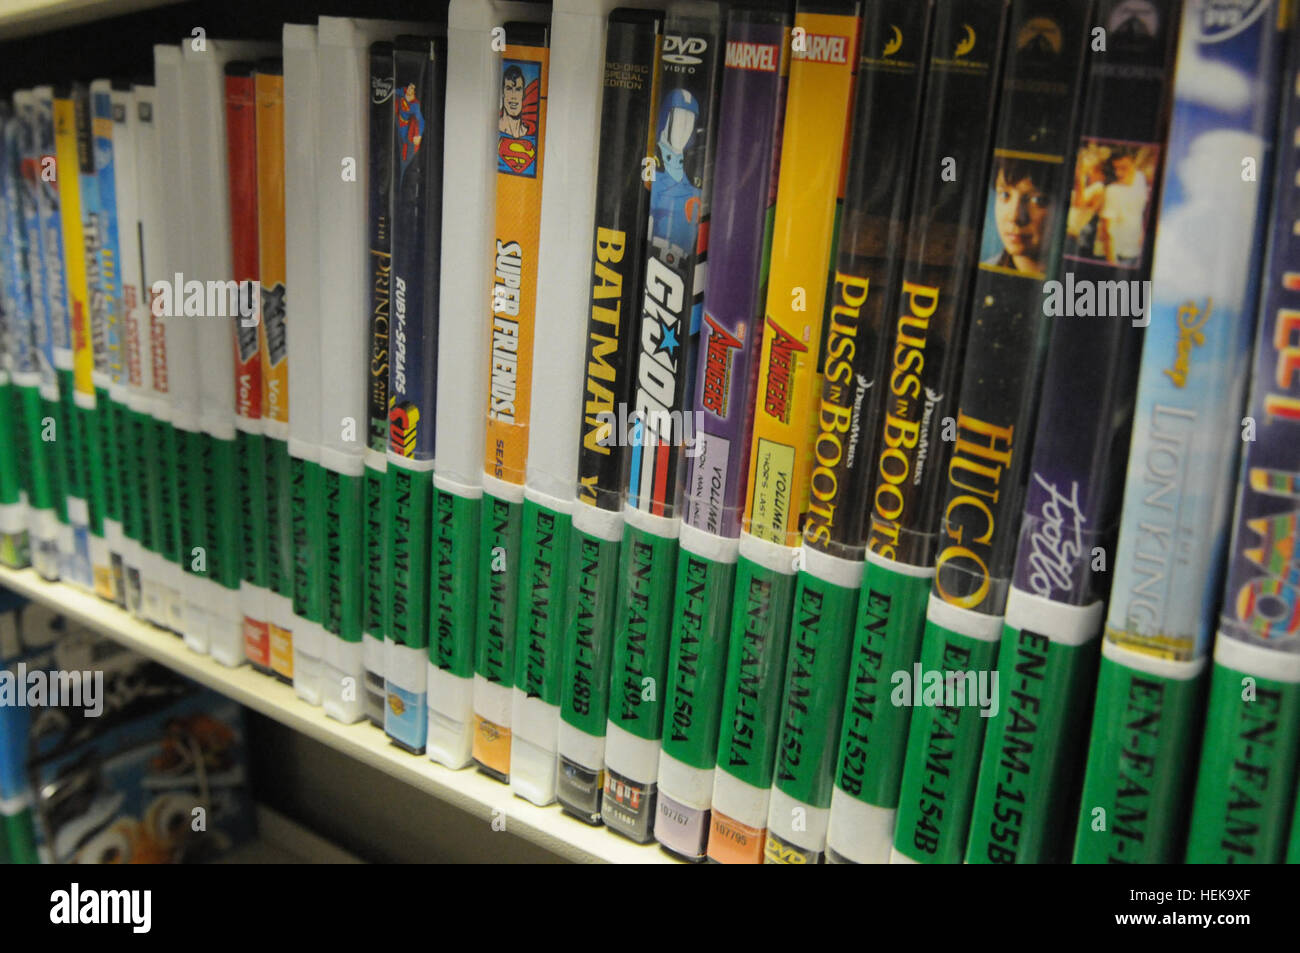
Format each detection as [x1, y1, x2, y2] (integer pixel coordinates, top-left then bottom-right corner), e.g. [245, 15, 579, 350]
[498, 136, 537, 176]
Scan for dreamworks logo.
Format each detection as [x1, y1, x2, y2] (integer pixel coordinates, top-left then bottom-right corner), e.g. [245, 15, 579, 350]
[151, 273, 260, 327]
[0, 664, 104, 717]
[595, 404, 705, 457]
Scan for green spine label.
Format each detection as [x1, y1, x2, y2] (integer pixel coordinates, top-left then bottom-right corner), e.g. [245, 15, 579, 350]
[195, 431, 217, 581]
[0, 384, 19, 504]
[237, 429, 268, 587]
[1072, 653, 1204, 863]
[7, 385, 33, 505]
[559, 529, 622, 737]
[290, 456, 318, 622]
[265, 439, 293, 597]
[131, 411, 149, 547]
[18, 386, 52, 510]
[476, 493, 522, 683]
[57, 371, 83, 501]
[608, 524, 677, 742]
[207, 436, 239, 588]
[95, 388, 120, 523]
[714, 557, 797, 790]
[892, 621, 999, 863]
[514, 498, 572, 705]
[154, 418, 179, 562]
[662, 551, 737, 771]
[79, 403, 106, 534]
[43, 395, 67, 523]
[176, 428, 201, 575]
[1289, 769, 1300, 864]
[120, 405, 141, 542]
[113, 398, 131, 526]
[386, 465, 432, 651]
[363, 464, 386, 638]
[773, 571, 859, 808]
[322, 468, 363, 642]
[834, 564, 932, 807]
[966, 624, 1097, 864]
[432, 488, 479, 677]
[0, 806, 39, 864]
[1185, 660, 1300, 864]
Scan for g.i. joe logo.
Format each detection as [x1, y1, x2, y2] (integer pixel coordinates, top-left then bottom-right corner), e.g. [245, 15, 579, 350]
[498, 58, 542, 177]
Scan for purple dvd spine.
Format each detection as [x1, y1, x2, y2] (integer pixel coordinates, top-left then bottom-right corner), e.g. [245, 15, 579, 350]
[681, 16, 789, 539]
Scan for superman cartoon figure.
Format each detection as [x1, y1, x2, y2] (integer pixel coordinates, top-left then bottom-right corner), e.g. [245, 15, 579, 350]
[396, 81, 424, 184]
[498, 61, 541, 176]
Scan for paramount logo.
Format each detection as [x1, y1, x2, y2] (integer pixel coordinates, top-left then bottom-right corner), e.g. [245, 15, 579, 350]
[151, 272, 260, 326]
[1041, 272, 1151, 326]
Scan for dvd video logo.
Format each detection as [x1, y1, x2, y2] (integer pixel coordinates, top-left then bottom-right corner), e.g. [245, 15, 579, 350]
[663, 35, 708, 65]
[791, 33, 850, 64]
[1200, 0, 1269, 42]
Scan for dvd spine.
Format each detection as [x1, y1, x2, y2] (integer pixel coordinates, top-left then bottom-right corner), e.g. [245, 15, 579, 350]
[90, 81, 126, 606]
[602, 8, 724, 845]
[709, 1, 862, 864]
[536, 6, 660, 809]
[1185, 5, 1300, 866]
[384, 34, 446, 754]
[966, 0, 1179, 865]
[891, 0, 1094, 866]
[473, 22, 550, 782]
[768, 0, 934, 865]
[107, 84, 149, 612]
[225, 63, 269, 672]
[656, 7, 790, 861]
[283, 23, 324, 705]
[363, 41, 395, 727]
[1074, 0, 1290, 864]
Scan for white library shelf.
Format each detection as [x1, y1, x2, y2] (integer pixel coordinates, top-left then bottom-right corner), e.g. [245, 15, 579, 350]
[0, 564, 680, 864]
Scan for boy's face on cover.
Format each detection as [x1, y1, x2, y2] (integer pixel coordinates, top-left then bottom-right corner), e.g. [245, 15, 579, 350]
[994, 169, 1051, 266]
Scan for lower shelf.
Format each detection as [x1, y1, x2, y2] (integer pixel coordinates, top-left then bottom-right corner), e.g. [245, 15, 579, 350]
[218, 804, 365, 864]
[0, 565, 678, 864]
